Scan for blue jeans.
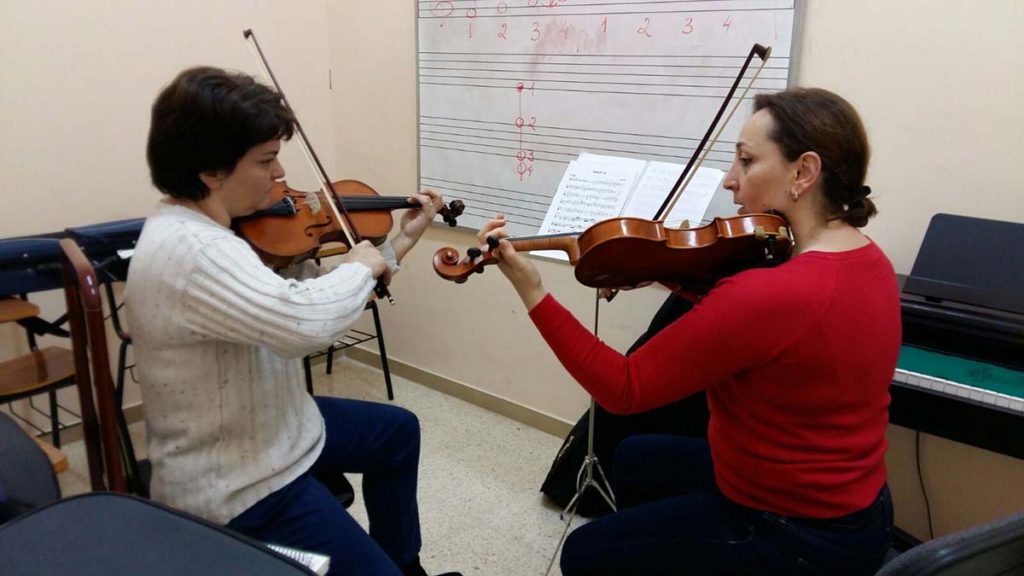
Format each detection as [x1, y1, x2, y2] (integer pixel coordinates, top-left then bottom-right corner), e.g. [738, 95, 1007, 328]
[561, 436, 893, 576]
[227, 397, 422, 576]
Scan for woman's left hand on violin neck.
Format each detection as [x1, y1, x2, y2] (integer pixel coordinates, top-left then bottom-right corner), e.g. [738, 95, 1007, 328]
[391, 189, 444, 262]
[477, 214, 548, 311]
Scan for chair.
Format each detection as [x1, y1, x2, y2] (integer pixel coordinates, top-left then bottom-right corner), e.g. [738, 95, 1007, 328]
[0, 492, 317, 575]
[0, 411, 60, 523]
[58, 238, 129, 493]
[876, 512, 1024, 575]
[0, 236, 78, 448]
[304, 299, 394, 399]
[303, 245, 394, 400]
[66, 218, 146, 492]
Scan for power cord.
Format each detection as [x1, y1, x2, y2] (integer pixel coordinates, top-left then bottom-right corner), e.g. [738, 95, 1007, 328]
[915, 429, 935, 539]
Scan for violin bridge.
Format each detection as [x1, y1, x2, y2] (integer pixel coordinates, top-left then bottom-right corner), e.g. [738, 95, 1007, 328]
[677, 219, 690, 230]
[306, 190, 321, 214]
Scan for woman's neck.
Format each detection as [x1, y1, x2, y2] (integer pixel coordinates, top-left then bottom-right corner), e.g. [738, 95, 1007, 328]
[167, 197, 230, 228]
[789, 213, 868, 255]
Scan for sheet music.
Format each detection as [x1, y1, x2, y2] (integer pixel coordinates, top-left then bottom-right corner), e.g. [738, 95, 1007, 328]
[533, 153, 723, 261]
[537, 156, 644, 235]
[623, 162, 724, 227]
[533, 156, 642, 260]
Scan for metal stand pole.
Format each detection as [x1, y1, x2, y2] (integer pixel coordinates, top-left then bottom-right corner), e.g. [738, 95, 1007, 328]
[545, 291, 617, 576]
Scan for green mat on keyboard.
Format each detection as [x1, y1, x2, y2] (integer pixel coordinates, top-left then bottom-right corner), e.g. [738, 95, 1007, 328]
[897, 345, 1024, 399]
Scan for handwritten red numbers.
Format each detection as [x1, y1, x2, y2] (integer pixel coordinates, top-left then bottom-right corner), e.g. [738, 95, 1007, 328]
[514, 82, 537, 181]
[428, 7, 742, 44]
[637, 17, 652, 38]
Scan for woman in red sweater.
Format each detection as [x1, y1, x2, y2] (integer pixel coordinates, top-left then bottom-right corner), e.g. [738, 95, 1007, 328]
[479, 88, 899, 575]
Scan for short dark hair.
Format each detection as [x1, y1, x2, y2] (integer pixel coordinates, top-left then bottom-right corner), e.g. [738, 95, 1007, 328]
[146, 66, 295, 201]
[753, 87, 876, 227]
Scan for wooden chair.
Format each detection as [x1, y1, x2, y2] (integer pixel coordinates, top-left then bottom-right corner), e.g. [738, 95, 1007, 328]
[58, 238, 129, 493]
[65, 219, 145, 491]
[0, 237, 78, 448]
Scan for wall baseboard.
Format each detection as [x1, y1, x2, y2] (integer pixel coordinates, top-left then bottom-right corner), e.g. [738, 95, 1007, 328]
[328, 346, 573, 439]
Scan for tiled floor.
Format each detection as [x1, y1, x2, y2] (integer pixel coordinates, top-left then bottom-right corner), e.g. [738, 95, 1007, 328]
[57, 357, 590, 576]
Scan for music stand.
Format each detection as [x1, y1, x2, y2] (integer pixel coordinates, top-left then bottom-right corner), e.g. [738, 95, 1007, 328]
[545, 291, 617, 576]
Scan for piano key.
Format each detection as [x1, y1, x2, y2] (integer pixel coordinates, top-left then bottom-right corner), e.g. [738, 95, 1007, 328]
[894, 368, 1024, 415]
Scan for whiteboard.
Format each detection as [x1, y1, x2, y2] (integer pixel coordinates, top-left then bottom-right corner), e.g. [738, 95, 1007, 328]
[417, 0, 802, 236]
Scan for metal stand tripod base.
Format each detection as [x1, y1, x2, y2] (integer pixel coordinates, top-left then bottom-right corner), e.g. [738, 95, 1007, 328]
[545, 399, 616, 576]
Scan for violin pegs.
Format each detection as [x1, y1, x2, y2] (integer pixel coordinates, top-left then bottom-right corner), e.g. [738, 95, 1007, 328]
[467, 247, 482, 259]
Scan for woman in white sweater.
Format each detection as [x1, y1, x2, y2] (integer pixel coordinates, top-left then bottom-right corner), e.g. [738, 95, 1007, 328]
[128, 66, 460, 576]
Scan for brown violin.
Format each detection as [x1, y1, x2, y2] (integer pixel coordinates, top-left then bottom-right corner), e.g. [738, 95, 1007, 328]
[433, 213, 791, 295]
[235, 179, 464, 270]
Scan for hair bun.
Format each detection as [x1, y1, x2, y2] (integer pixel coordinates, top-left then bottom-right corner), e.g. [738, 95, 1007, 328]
[858, 185, 872, 199]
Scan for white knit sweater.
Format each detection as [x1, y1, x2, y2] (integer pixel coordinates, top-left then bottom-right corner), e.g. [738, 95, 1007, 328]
[126, 204, 397, 524]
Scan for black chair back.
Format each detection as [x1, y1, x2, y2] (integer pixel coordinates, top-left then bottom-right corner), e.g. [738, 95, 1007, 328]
[877, 511, 1024, 575]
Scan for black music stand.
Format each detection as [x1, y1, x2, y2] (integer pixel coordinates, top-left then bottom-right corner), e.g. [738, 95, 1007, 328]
[545, 291, 617, 576]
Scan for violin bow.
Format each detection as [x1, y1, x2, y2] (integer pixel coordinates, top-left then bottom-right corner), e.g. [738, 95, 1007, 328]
[243, 29, 394, 304]
[654, 43, 772, 223]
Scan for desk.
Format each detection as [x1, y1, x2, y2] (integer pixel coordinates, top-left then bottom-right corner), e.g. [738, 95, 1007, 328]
[0, 493, 315, 575]
[0, 297, 38, 323]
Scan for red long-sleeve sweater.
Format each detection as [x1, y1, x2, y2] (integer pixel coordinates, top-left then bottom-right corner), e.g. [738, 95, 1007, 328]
[529, 241, 901, 518]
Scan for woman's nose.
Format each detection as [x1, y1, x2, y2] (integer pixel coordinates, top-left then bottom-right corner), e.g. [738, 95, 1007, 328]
[722, 169, 738, 192]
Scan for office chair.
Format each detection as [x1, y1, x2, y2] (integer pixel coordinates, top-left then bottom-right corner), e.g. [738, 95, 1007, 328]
[876, 512, 1024, 575]
[0, 411, 61, 523]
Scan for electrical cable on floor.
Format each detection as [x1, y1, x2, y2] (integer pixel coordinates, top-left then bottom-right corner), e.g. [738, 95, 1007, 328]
[915, 429, 935, 540]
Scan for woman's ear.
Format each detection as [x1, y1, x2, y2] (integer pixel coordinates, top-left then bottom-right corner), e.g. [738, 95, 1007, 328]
[198, 169, 224, 192]
[792, 151, 822, 196]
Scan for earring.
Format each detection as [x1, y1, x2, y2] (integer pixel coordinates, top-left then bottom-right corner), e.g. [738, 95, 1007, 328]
[789, 189, 799, 202]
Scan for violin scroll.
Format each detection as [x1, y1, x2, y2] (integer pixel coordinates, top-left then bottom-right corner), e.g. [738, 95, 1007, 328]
[432, 246, 490, 283]
[438, 200, 465, 227]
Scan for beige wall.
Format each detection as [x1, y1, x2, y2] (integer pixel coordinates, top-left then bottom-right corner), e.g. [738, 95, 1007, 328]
[3, 0, 1022, 541]
[1, 0, 334, 422]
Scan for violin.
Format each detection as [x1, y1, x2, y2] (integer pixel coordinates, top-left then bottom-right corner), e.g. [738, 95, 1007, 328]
[235, 179, 465, 270]
[239, 29, 468, 303]
[432, 43, 781, 297]
[433, 213, 791, 295]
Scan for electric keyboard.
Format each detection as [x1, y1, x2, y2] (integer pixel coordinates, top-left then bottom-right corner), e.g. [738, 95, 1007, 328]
[889, 214, 1024, 459]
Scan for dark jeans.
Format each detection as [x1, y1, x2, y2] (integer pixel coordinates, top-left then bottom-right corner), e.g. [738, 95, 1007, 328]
[561, 436, 893, 576]
[227, 397, 422, 576]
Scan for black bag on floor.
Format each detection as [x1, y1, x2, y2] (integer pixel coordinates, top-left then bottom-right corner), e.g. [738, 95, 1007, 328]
[540, 293, 711, 517]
